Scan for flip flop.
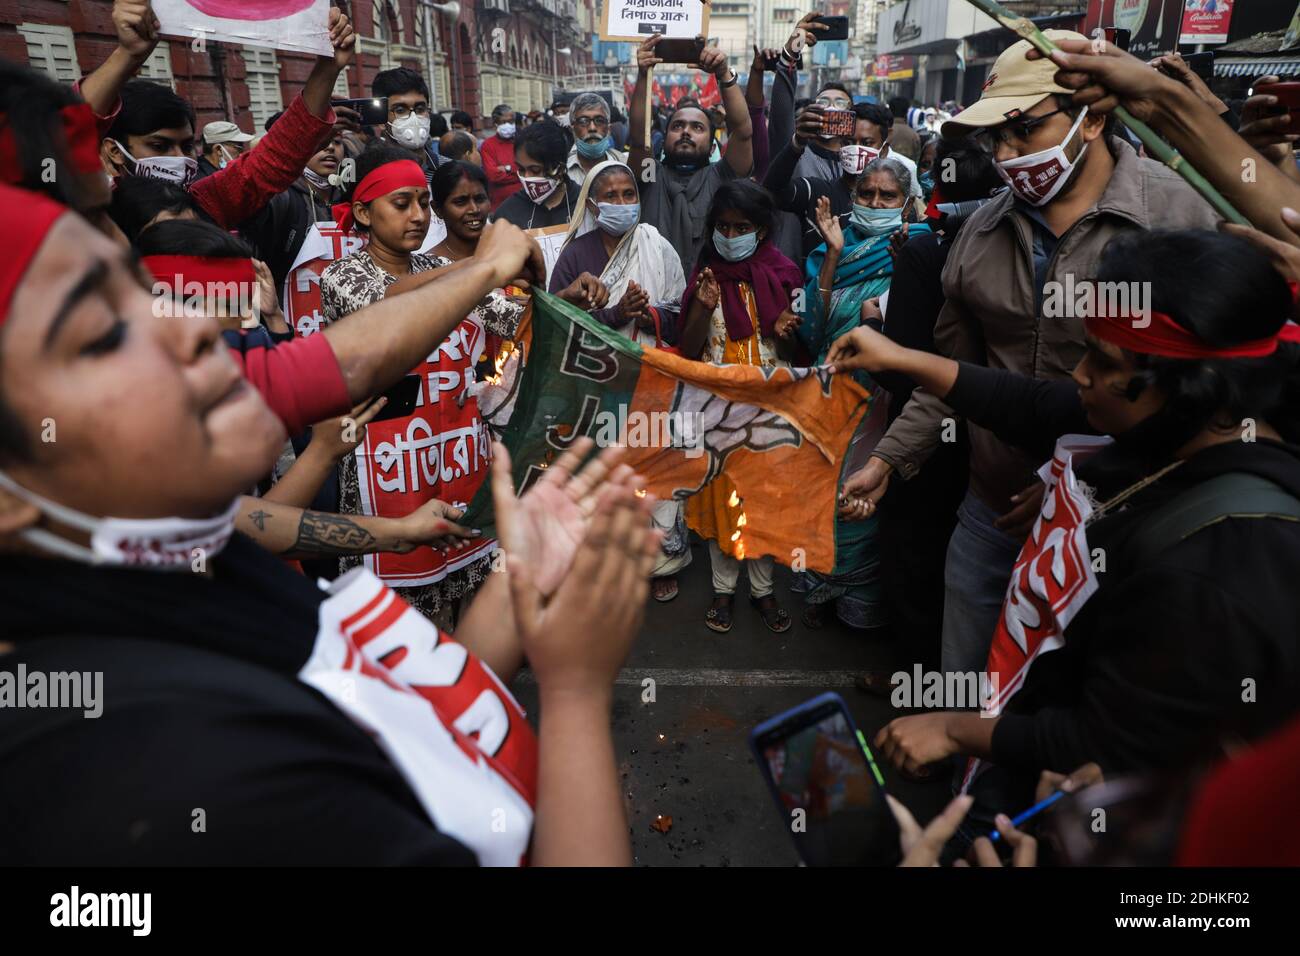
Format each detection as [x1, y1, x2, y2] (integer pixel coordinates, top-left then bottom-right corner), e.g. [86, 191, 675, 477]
[651, 576, 679, 603]
[751, 595, 792, 633]
[705, 593, 734, 633]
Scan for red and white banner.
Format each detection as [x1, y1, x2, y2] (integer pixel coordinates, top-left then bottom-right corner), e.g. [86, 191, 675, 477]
[303, 567, 536, 865]
[284, 223, 363, 340]
[1179, 0, 1233, 45]
[155, 0, 333, 56]
[354, 317, 496, 587]
[962, 434, 1112, 792]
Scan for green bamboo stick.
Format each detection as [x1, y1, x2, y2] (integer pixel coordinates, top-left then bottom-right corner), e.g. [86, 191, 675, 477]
[959, 0, 1250, 225]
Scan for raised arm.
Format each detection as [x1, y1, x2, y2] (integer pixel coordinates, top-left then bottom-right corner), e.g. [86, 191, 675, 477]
[627, 35, 663, 185]
[78, 1, 160, 118]
[236, 496, 474, 560]
[322, 220, 544, 401]
[697, 46, 752, 178]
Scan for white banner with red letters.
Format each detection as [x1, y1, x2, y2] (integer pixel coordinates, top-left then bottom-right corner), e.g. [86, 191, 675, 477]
[303, 567, 536, 865]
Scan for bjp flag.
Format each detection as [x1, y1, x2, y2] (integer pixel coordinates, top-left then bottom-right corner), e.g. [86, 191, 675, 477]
[462, 291, 869, 574]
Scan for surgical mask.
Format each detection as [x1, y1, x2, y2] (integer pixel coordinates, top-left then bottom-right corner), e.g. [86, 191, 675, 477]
[0, 470, 239, 570]
[113, 139, 197, 187]
[839, 144, 879, 177]
[217, 144, 235, 170]
[389, 113, 432, 150]
[713, 228, 759, 262]
[919, 173, 935, 194]
[850, 203, 902, 237]
[497, 122, 516, 140]
[556, 112, 572, 128]
[303, 167, 332, 190]
[518, 172, 560, 204]
[576, 135, 613, 160]
[594, 201, 639, 236]
[994, 106, 1090, 208]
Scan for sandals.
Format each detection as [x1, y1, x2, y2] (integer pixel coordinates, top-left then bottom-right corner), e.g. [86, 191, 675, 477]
[651, 576, 679, 603]
[705, 593, 734, 633]
[751, 595, 792, 633]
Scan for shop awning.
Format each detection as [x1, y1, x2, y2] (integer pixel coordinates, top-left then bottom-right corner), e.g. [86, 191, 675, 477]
[1214, 57, 1300, 78]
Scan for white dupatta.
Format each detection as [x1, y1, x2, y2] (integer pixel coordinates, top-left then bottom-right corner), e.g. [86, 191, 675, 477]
[562, 159, 686, 347]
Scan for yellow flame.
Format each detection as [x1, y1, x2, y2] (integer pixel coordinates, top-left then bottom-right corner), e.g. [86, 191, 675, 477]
[735, 541, 746, 559]
[635, 488, 647, 498]
[727, 490, 740, 507]
[736, 513, 748, 528]
[730, 530, 741, 542]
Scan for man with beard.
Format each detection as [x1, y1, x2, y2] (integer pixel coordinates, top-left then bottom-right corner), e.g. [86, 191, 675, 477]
[566, 92, 626, 188]
[627, 36, 754, 273]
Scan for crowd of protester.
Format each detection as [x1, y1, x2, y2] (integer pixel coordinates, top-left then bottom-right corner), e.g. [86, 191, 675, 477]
[1, 1, 1299, 867]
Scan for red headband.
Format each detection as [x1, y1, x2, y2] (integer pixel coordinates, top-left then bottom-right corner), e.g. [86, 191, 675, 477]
[0, 103, 103, 185]
[1, 181, 70, 327]
[142, 255, 257, 292]
[1086, 310, 1300, 360]
[330, 159, 427, 234]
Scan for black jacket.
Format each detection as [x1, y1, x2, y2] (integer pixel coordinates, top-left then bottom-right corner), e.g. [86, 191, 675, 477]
[945, 364, 1300, 777]
[239, 177, 336, 297]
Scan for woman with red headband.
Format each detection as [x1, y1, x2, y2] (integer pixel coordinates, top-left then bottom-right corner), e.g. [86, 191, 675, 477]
[826, 229, 1300, 842]
[0, 181, 659, 865]
[320, 151, 522, 629]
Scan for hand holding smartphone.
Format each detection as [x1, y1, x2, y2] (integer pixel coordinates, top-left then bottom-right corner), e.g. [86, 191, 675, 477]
[750, 692, 901, 866]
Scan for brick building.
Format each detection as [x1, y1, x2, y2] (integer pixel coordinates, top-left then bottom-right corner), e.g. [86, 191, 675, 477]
[1, 0, 595, 135]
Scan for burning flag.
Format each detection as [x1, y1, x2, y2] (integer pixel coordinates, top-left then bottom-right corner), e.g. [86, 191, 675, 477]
[462, 291, 869, 574]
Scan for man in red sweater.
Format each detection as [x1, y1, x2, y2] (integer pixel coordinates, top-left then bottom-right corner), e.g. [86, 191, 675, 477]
[81, 1, 353, 230]
[479, 104, 523, 211]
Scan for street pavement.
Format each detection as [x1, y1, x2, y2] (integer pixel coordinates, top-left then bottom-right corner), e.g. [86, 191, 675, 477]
[511, 536, 953, 866]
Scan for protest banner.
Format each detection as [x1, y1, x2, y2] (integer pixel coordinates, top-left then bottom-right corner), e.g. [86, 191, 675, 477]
[600, 0, 710, 43]
[154, 0, 333, 56]
[1179, 0, 1233, 46]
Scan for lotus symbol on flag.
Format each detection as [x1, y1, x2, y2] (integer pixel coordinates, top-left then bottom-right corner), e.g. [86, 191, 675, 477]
[668, 383, 802, 497]
[186, 0, 315, 20]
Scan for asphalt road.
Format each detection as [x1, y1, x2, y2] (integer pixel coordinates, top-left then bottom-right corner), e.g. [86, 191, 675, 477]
[511, 536, 953, 866]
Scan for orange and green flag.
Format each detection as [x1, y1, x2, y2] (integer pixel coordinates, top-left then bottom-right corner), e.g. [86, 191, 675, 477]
[463, 290, 869, 574]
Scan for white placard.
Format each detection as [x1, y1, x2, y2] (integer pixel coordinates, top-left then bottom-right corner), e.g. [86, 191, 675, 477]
[600, 0, 709, 43]
[154, 0, 333, 57]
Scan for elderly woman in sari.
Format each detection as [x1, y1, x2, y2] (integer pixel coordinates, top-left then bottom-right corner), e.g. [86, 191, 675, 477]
[549, 159, 690, 601]
[797, 157, 931, 630]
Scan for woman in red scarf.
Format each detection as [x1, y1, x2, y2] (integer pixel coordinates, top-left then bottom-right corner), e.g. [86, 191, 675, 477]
[679, 180, 805, 634]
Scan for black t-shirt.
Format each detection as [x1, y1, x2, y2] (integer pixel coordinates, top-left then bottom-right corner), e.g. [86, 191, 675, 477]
[0, 535, 476, 866]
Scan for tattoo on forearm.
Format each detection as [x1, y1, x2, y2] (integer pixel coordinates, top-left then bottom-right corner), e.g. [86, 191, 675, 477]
[248, 509, 270, 531]
[286, 511, 377, 556]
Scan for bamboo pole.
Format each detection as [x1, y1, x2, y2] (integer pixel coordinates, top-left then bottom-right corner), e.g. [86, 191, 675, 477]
[960, 0, 1250, 225]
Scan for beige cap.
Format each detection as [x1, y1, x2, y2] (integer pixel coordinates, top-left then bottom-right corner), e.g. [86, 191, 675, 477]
[202, 120, 254, 146]
[942, 30, 1085, 137]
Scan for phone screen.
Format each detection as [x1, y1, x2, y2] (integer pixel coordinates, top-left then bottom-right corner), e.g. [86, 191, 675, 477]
[754, 698, 899, 866]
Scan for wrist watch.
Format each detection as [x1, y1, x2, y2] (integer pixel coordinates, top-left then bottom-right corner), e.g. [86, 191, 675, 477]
[719, 69, 739, 89]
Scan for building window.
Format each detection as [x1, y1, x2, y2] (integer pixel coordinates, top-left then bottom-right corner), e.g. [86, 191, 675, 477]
[241, 47, 285, 131]
[17, 23, 81, 83]
[136, 42, 176, 89]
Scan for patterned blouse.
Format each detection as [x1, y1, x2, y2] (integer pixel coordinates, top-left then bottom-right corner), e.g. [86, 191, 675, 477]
[318, 249, 523, 624]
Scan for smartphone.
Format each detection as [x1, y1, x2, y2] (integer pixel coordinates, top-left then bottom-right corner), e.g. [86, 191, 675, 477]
[1257, 80, 1300, 133]
[821, 108, 856, 139]
[370, 374, 421, 423]
[750, 692, 900, 866]
[655, 36, 705, 65]
[334, 96, 389, 127]
[811, 15, 849, 42]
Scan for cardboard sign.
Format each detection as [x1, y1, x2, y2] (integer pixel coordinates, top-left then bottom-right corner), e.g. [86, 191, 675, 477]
[529, 223, 570, 284]
[600, 0, 709, 43]
[154, 0, 333, 56]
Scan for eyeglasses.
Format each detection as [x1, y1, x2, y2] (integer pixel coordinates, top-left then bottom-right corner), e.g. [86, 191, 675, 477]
[572, 115, 609, 130]
[974, 107, 1071, 150]
[390, 104, 431, 119]
[814, 96, 852, 110]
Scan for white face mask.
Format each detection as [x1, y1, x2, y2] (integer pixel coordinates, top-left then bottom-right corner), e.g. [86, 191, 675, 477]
[497, 122, 516, 140]
[389, 113, 432, 150]
[0, 470, 239, 570]
[593, 200, 639, 236]
[556, 112, 572, 128]
[994, 106, 1090, 208]
[839, 144, 879, 177]
[114, 139, 197, 187]
[518, 172, 560, 204]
